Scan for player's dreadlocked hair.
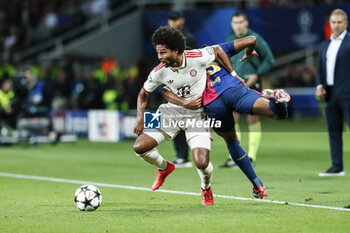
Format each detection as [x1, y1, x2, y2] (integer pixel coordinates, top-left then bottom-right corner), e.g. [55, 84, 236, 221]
[152, 26, 186, 54]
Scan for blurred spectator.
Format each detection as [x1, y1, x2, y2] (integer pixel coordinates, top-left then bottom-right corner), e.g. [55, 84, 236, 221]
[57, 5, 73, 33]
[124, 66, 141, 109]
[71, 68, 86, 109]
[102, 78, 128, 110]
[30, 19, 51, 42]
[52, 70, 70, 111]
[4, 25, 18, 51]
[25, 68, 52, 115]
[168, 10, 198, 49]
[0, 77, 15, 128]
[101, 52, 118, 74]
[91, 0, 109, 16]
[324, 12, 332, 39]
[83, 0, 110, 17]
[78, 70, 103, 109]
[273, 62, 316, 88]
[44, 8, 58, 32]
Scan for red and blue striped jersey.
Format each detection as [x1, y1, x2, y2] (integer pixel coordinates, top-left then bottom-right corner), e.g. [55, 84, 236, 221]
[203, 41, 243, 106]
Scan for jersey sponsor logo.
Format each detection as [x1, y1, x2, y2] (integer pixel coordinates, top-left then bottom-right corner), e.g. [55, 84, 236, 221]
[167, 80, 174, 84]
[190, 69, 197, 77]
[144, 111, 161, 129]
[176, 85, 191, 98]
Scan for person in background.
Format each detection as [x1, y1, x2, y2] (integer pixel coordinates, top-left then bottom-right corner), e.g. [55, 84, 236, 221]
[168, 10, 198, 49]
[220, 11, 275, 168]
[167, 10, 198, 168]
[324, 12, 332, 40]
[316, 9, 350, 177]
[0, 78, 15, 129]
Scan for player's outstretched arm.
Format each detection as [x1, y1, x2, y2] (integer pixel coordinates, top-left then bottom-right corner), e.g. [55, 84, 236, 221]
[160, 87, 202, 110]
[213, 45, 246, 84]
[133, 88, 150, 136]
[213, 45, 234, 74]
[220, 36, 258, 61]
[233, 36, 256, 54]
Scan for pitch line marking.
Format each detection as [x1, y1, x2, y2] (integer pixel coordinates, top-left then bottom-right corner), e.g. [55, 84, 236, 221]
[1, 172, 349, 212]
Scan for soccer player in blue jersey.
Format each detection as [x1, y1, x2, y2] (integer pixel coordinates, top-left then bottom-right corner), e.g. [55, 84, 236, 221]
[161, 36, 290, 198]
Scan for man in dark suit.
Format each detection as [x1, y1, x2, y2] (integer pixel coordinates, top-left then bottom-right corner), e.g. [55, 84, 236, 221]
[316, 9, 350, 176]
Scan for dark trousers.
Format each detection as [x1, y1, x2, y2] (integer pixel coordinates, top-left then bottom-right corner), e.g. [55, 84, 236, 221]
[325, 93, 350, 170]
[173, 130, 189, 160]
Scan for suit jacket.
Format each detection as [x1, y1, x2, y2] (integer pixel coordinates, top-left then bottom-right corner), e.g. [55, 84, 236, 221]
[316, 32, 350, 101]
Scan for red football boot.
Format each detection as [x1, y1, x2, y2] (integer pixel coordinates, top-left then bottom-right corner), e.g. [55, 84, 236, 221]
[201, 187, 214, 206]
[151, 162, 175, 191]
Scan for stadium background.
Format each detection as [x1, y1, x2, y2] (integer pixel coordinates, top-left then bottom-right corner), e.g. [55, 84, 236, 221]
[1, 0, 348, 141]
[1, 1, 350, 233]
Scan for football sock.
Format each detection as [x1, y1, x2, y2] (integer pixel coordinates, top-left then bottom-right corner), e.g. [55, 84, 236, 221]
[227, 141, 263, 189]
[225, 123, 241, 161]
[197, 162, 213, 189]
[136, 148, 168, 170]
[269, 101, 287, 119]
[248, 121, 262, 162]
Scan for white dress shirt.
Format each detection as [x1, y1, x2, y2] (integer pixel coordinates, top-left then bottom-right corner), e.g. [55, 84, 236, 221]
[326, 30, 347, 86]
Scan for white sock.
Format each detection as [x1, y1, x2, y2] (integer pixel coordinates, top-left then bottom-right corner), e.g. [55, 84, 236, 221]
[196, 162, 213, 190]
[136, 148, 168, 170]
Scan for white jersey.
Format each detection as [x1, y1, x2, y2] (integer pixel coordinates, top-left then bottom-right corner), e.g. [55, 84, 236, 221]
[143, 46, 216, 100]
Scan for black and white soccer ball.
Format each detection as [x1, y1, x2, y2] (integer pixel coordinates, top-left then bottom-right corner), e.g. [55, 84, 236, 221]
[74, 184, 102, 211]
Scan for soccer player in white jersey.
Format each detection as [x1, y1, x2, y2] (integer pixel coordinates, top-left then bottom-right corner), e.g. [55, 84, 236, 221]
[133, 26, 236, 206]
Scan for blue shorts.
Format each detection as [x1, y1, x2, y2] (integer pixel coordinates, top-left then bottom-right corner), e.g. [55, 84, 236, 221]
[204, 86, 261, 132]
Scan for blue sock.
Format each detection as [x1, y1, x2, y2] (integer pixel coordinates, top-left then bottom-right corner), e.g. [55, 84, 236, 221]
[227, 141, 263, 189]
[269, 101, 287, 119]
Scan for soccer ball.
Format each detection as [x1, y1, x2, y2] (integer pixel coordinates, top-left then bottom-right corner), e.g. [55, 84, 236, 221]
[74, 184, 102, 211]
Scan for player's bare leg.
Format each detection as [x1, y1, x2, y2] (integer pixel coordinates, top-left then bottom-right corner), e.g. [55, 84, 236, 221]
[192, 147, 214, 205]
[252, 89, 290, 119]
[192, 148, 210, 169]
[247, 114, 259, 124]
[134, 133, 158, 155]
[233, 112, 241, 140]
[215, 128, 238, 144]
[252, 96, 288, 120]
[133, 133, 175, 191]
[252, 98, 278, 119]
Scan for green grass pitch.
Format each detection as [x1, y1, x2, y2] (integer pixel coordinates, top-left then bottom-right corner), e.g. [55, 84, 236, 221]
[1, 118, 350, 233]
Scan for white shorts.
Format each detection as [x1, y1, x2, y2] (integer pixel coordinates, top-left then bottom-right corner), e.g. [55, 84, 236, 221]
[144, 130, 211, 150]
[143, 103, 211, 150]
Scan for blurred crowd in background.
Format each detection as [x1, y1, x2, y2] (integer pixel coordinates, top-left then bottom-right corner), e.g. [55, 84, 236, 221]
[0, 0, 347, 120]
[0, 0, 129, 61]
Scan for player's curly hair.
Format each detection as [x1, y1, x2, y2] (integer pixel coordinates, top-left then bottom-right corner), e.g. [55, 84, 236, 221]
[152, 26, 186, 53]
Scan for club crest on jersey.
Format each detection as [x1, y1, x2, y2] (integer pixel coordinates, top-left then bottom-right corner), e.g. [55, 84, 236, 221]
[190, 69, 197, 77]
